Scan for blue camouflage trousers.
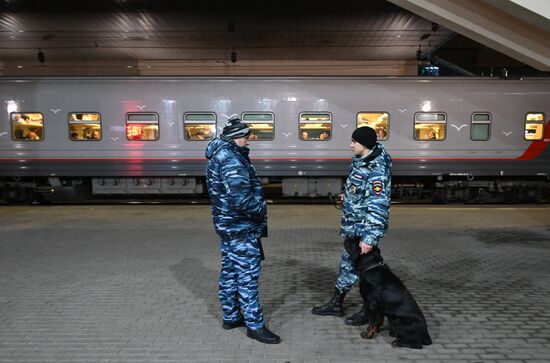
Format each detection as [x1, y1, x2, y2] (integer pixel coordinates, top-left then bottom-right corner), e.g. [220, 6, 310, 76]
[334, 249, 360, 294]
[219, 236, 264, 330]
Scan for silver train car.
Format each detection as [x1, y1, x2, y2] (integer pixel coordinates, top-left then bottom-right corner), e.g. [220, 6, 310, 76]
[1, 76, 549, 203]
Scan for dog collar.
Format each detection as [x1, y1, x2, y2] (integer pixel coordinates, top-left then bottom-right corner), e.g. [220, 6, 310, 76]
[363, 261, 385, 272]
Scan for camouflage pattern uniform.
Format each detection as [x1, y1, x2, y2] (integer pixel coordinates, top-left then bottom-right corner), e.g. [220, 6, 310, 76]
[335, 143, 392, 294]
[205, 136, 268, 330]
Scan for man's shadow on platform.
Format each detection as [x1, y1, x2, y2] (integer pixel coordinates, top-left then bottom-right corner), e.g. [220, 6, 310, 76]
[169, 255, 340, 324]
[170, 258, 221, 322]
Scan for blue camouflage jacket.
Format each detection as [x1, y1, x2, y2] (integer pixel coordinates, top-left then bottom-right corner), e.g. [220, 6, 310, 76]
[205, 136, 268, 240]
[340, 143, 392, 246]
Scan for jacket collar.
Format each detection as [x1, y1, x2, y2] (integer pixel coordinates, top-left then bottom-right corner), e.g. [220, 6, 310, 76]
[220, 135, 250, 159]
[352, 143, 382, 167]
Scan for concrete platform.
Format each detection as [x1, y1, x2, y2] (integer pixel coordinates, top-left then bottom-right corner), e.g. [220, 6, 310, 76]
[1, 204, 550, 362]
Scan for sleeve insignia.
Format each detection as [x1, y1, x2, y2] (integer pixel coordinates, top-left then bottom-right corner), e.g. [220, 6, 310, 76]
[372, 180, 383, 195]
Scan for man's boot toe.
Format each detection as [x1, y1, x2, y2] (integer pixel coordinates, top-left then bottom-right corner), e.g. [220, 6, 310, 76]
[311, 288, 346, 317]
[344, 308, 369, 326]
[246, 327, 281, 344]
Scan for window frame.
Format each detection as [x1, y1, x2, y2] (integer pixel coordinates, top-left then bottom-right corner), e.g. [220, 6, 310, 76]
[298, 111, 332, 141]
[10, 112, 45, 141]
[183, 112, 217, 141]
[356, 111, 390, 141]
[125, 112, 160, 141]
[68, 112, 102, 141]
[241, 111, 275, 141]
[470, 112, 491, 141]
[524, 112, 545, 141]
[414, 111, 447, 141]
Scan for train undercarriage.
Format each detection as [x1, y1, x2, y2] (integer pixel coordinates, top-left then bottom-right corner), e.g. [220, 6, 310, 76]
[1, 175, 549, 204]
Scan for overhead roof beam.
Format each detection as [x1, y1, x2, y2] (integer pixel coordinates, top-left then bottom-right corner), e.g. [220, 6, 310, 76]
[388, 0, 550, 71]
[503, 0, 550, 31]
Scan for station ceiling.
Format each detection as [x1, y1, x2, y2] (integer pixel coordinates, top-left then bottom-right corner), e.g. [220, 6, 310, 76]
[0, 0, 548, 76]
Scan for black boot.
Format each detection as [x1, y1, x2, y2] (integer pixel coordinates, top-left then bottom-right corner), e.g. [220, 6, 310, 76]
[311, 288, 346, 317]
[344, 305, 369, 326]
[246, 327, 281, 344]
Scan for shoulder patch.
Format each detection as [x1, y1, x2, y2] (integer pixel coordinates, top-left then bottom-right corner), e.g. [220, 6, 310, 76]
[372, 180, 383, 195]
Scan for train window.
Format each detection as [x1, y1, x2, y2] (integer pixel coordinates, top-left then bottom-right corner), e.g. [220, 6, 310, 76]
[357, 112, 389, 140]
[11, 112, 44, 141]
[184, 112, 216, 141]
[299, 112, 332, 141]
[524, 113, 545, 140]
[414, 112, 446, 141]
[126, 113, 159, 141]
[68, 112, 102, 141]
[241, 112, 274, 140]
[471, 113, 491, 141]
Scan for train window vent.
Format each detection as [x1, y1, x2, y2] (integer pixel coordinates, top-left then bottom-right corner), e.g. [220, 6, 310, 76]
[299, 112, 332, 141]
[414, 112, 446, 141]
[241, 112, 274, 141]
[10, 112, 44, 141]
[525, 113, 545, 141]
[471, 113, 491, 141]
[357, 112, 389, 140]
[126, 112, 159, 141]
[184, 112, 216, 141]
[68, 112, 102, 141]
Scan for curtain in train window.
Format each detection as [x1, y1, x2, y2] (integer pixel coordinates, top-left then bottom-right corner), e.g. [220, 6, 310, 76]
[126, 113, 159, 141]
[68, 112, 102, 141]
[524, 113, 545, 140]
[11, 112, 44, 141]
[241, 112, 274, 140]
[414, 112, 446, 141]
[184, 112, 216, 141]
[357, 112, 389, 140]
[471, 113, 491, 141]
[299, 112, 332, 141]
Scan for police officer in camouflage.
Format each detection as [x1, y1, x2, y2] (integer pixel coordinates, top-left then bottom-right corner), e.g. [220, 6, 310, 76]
[205, 118, 281, 344]
[312, 126, 392, 326]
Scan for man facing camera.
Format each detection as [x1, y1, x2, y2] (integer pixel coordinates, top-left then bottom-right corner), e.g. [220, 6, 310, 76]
[312, 126, 392, 326]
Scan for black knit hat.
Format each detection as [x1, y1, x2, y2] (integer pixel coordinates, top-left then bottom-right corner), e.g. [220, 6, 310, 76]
[222, 117, 250, 139]
[352, 126, 377, 149]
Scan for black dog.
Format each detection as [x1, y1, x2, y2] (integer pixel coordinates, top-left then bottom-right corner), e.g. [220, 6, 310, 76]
[353, 247, 432, 349]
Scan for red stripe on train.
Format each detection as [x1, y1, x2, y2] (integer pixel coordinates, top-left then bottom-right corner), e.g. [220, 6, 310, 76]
[517, 123, 550, 160]
[0, 156, 532, 161]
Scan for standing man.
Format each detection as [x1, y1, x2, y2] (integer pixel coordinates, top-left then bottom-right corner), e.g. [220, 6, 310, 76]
[205, 118, 281, 344]
[312, 126, 392, 326]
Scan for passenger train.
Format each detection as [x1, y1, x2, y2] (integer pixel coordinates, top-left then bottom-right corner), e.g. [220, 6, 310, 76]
[1, 76, 549, 203]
